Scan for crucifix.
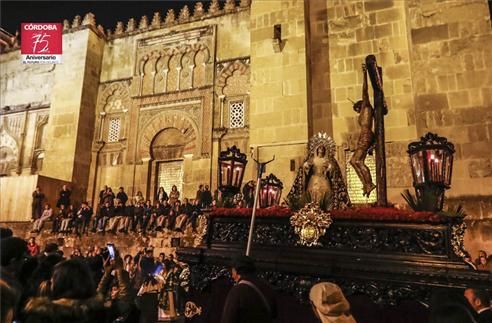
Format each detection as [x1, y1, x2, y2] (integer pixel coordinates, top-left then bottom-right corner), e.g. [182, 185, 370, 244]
[365, 54, 388, 206]
[350, 55, 388, 206]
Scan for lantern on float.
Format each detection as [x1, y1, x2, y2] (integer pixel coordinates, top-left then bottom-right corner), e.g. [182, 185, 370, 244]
[407, 132, 455, 211]
[218, 146, 247, 198]
[259, 173, 283, 208]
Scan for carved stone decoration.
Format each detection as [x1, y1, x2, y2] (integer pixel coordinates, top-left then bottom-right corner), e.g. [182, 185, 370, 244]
[224, 0, 236, 13]
[138, 110, 199, 161]
[193, 2, 205, 18]
[194, 214, 209, 246]
[151, 12, 161, 28]
[240, 0, 251, 8]
[63, 19, 70, 31]
[208, 0, 220, 14]
[451, 221, 467, 258]
[115, 22, 124, 35]
[139, 15, 149, 29]
[82, 12, 96, 26]
[290, 203, 333, 246]
[72, 15, 81, 28]
[126, 18, 136, 32]
[165, 9, 176, 26]
[0, 128, 19, 176]
[179, 5, 191, 23]
[216, 59, 250, 96]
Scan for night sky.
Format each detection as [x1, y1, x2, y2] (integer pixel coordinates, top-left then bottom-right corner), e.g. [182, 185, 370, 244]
[0, 1, 223, 35]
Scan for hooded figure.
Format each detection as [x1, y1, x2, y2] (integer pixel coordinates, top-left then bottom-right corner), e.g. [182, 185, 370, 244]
[309, 282, 356, 323]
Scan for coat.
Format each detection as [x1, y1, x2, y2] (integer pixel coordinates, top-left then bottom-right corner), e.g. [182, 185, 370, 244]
[221, 276, 277, 323]
[23, 294, 106, 323]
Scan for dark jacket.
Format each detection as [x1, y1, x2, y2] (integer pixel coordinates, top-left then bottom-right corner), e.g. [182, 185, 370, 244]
[116, 192, 128, 205]
[23, 294, 105, 323]
[221, 276, 277, 323]
[478, 308, 492, 323]
[97, 268, 136, 322]
[56, 189, 71, 208]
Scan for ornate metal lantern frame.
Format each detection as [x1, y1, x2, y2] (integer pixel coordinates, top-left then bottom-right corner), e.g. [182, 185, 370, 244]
[218, 146, 247, 197]
[259, 173, 283, 208]
[407, 132, 455, 211]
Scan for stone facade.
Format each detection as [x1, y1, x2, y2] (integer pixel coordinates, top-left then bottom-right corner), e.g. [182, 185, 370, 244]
[1, 0, 491, 255]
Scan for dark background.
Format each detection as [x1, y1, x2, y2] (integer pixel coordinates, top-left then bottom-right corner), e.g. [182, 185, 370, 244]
[0, 1, 227, 35]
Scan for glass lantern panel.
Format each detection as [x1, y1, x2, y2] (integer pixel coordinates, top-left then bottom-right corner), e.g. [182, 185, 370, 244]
[220, 160, 233, 187]
[411, 152, 425, 184]
[231, 162, 244, 188]
[445, 155, 453, 186]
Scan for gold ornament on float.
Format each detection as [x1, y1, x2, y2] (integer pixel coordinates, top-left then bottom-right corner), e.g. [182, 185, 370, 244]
[290, 202, 333, 246]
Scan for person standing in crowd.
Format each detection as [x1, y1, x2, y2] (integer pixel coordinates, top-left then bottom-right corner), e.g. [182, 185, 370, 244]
[136, 247, 160, 323]
[117, 187, 129, 206]
[133, 202, 145, 233]
[142, 200, 152, 234]
[32, 203, 53, 233]
[465, 288, 492, 323]
[27, 237, 40, 257]
[196, 184, 203, 205]
[201, 185, 213, 208]
[221, 255, 277, 323]
[168, 185, 180, 206]
[103, 187, 116, 206]
[99, 185, 108, 206]
[31, 186, 45, 221]
[56, 184, 71, 209]
[155, 187, 168, 204]
[309, 282, 357, 323]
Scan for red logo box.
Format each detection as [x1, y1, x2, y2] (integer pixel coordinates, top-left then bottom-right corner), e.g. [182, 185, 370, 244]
[21, 23, 62, 64]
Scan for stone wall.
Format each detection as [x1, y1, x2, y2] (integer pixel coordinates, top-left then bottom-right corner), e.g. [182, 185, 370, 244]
[249, 0, 310, 193]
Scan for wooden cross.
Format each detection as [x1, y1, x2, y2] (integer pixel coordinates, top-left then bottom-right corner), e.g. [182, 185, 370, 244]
[365, 55, 388, 207]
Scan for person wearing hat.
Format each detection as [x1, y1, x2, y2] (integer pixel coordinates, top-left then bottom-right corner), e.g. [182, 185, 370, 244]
[221, 255, 277, 323]
[309, 282, 357, 323]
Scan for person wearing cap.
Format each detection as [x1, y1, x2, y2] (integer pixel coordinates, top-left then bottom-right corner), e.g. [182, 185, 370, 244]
[309, 282, 356, 323]
[221, 255, 277, 323]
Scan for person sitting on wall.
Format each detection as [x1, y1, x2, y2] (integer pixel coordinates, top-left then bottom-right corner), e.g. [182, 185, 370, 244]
[99, 185, 108, 206]
[155, 186, 168, 204]
[148, 201, 162, 232]
[121, 200, 134, 234]
[464, 288, 492, 323]
[51, 204, 66, 234]
[93, 201, 113, 234]
[75, 202, 93, 236]
[141, 200, 152, 234]
[107, 200, 125, 234]
[133, 202, 144, 233]
[32, 204, 53, 233]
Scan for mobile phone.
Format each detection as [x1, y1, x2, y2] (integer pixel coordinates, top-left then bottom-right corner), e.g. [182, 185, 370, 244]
[153, 263, 163, 276]
[107, 243, 115, 260]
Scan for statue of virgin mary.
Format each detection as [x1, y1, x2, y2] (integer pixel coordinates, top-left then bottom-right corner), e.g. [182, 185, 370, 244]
[288, 133, 350, 210]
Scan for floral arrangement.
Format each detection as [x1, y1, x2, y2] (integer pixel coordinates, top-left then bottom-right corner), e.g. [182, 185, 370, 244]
[209, 206, 457, 223]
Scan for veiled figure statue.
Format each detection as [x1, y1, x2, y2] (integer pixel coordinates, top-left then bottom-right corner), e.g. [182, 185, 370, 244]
[288, 133, 351, 210]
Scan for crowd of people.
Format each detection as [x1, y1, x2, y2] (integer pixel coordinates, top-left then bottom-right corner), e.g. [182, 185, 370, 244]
[30, 184, 218, 236]
[464, 250, 492, 272]
[1, 228, 189, 323]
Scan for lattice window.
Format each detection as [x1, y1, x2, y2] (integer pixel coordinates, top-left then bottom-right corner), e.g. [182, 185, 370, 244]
[345, 150, 377, 204]
[157, 160, 183, 195]
[229, 100, 245, 128]
[107, 117, 121, 142]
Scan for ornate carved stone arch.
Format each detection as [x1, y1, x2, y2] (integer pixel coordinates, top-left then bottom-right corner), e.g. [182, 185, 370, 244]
[217, 59, 250, 95]
[98, 82, 131, 113]
[138, 110, 199, 161]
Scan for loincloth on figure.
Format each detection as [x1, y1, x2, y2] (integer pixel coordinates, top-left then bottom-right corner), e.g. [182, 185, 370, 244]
[356, 129, 374, 151]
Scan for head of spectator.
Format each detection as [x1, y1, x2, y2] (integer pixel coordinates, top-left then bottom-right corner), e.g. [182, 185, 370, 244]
[205, 185, 210, 191]
[171, 185, 177, 192]
[309, 282, 356, 323]
[478, 250, 487, 259]
[230, 255, 256, 283]
[0, 227, 13, 240]
[0, 280, 18, 323]
[71, 248, 82, 258]
[1, 237, 28, 267]
[50, 259, 96, 299]
[43, 243, 59, 256]
[44, 203, 51, 210]
[158, 252, 166, 264]
[62, 184, 68, 191]
[465, 288, 491, 313]
[430, 290, 478, 323]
